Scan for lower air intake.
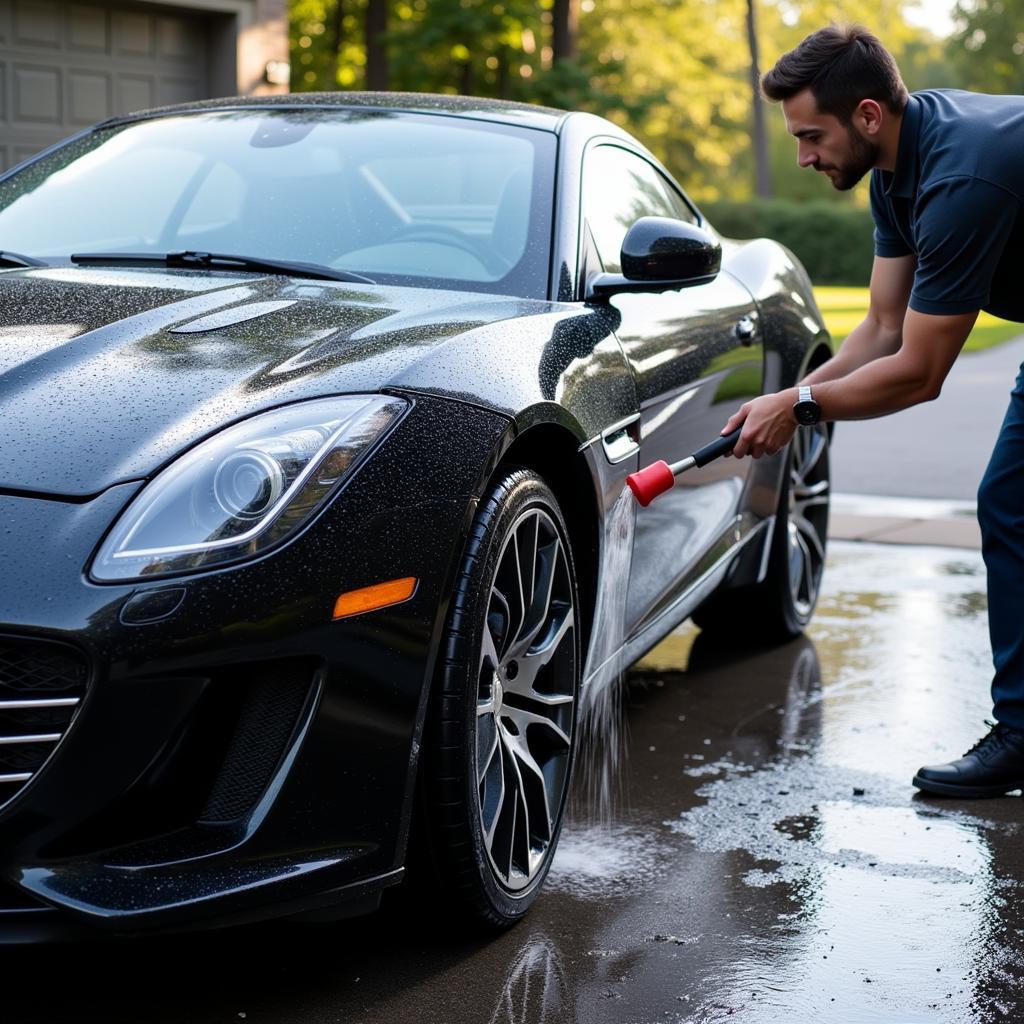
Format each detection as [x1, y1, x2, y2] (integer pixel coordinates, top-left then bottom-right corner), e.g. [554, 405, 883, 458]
[199, 662, 317, 824]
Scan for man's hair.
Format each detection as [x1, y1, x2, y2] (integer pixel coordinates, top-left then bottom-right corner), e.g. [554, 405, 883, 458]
[762, 25, 908, 122]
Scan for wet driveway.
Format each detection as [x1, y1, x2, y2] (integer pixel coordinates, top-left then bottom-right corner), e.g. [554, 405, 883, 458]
[8, 541, 1022, 1023]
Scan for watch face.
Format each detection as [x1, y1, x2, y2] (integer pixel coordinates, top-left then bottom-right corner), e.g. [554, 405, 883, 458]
[794, 401, 821, 426]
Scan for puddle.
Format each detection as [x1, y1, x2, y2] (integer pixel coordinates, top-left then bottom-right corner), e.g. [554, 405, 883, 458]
[651, 543, 1024, 1024]
[672, 763, 1005, 887]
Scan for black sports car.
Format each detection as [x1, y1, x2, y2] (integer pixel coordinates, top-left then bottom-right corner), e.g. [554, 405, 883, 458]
[0, 93, 832, 939]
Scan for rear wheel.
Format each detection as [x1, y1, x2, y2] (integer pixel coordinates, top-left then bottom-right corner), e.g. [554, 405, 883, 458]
[693, 423, 830, 643]
[421, 468, 579, 928]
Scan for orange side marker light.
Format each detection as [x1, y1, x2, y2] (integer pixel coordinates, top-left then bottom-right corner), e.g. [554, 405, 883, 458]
[333, 577, 418, 620]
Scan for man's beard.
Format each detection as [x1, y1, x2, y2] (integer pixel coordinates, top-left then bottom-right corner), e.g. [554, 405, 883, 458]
[822, 127, 880, 191]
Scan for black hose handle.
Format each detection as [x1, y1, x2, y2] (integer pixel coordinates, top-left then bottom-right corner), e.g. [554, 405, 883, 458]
[692, 427, 742, 468]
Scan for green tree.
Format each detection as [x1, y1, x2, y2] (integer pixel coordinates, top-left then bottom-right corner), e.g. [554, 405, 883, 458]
[288, 0, 949, 206]
[387, 0, 545, 96]
[292, 0, 363, 89]
[569, 0, 753, 198]
[948, 0, 1024, 92]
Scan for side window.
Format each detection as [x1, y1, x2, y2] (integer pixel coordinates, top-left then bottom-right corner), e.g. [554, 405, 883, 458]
[582, 145, 695, 272]
[656, 175, 700, 226]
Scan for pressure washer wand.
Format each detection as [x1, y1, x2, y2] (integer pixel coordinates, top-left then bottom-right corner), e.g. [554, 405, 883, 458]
[626, 427, 742, 507]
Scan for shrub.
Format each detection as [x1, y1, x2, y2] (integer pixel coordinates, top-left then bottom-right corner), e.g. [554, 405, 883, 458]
[699, 199, 876, 286]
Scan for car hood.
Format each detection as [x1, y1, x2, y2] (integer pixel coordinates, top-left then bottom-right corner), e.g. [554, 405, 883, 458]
[0, 267, 605, 497]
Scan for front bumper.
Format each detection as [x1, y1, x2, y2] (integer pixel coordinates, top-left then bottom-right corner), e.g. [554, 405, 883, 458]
[0, 394, 509, 940]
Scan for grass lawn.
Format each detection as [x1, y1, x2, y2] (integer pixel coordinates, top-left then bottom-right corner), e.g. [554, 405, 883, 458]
[813, 285, 1023, 353]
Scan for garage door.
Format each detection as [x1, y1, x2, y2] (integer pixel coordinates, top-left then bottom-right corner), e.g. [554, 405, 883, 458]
[0, 0, 212, 171]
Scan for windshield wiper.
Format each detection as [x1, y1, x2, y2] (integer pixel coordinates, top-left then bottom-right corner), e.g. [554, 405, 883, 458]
[0, 250, 47, 268]
[69, 250, 375, 285]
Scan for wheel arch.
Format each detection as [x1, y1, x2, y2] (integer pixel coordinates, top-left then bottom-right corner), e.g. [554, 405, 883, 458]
[801, 340, 834, 380]
[490, 422, 601, 670]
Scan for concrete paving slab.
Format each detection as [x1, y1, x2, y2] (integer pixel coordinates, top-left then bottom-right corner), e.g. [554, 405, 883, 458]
[828, 492, 982, 549]
[829, 513, 982, 549]
[867, 517, 982, 548]
[828, 512, 915, 540]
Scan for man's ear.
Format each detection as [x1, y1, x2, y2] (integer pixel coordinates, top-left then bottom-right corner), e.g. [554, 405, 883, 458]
[855, 98, 884, 136]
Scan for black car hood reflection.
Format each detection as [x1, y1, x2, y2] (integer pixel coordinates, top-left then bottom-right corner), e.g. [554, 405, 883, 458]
[0, 266, 609, 497]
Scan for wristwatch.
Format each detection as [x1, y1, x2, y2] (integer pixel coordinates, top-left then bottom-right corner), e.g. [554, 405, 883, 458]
[793, 385, 822, 426]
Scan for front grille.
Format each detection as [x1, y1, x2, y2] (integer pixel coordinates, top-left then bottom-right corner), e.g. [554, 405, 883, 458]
[0, 638, 88, 810]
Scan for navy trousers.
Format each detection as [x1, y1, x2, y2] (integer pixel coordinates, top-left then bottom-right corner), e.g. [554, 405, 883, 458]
[978, 363, 1024, 730]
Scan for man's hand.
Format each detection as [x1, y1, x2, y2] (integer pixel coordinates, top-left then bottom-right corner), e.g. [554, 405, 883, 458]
[722, 387, 800, 459]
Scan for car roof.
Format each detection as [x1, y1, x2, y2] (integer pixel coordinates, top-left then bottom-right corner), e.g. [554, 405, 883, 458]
[98, 91, 579, 134]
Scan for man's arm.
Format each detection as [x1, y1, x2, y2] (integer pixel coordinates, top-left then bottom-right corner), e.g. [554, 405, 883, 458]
[722, 300, 977, 458]
[802, 254, 915, 386]
[810, 307, 977, 418]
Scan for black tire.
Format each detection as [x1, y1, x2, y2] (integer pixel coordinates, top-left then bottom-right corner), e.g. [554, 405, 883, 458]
[420, 468, 580, 928]
[692, 423, 830, 644]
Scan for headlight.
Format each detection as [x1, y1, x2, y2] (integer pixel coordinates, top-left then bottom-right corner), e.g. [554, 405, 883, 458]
[91, 395, 408, 582]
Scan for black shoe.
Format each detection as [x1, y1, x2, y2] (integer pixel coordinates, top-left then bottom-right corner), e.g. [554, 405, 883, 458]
[913, 721, 1024, 797]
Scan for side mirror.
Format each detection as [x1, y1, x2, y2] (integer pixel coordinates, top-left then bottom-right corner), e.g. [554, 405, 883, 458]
[586, 217, 722, 302]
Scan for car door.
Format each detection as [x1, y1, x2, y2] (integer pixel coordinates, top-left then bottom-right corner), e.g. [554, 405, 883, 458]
[580, 144, 764, 637]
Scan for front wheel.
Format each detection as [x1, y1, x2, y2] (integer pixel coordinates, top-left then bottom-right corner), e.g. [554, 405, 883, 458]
[693, 423, 830, 643]
[421, 468, 580, 928]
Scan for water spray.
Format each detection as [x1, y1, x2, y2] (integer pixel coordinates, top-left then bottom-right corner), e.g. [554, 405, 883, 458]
[626, 427, 742, 507]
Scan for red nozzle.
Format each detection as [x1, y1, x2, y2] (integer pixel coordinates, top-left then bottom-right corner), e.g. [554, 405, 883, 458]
[626, 460, 675, 507]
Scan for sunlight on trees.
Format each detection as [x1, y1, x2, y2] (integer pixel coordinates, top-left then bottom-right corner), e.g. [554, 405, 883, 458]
[288, 0, 1006, 203]
[949, 0, 1024, 92]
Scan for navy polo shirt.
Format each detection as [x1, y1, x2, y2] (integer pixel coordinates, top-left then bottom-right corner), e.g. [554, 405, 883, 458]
[870, 89, 1024, 322]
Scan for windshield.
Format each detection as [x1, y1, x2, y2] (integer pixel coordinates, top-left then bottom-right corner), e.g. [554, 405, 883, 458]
[0, 108, 556, 298]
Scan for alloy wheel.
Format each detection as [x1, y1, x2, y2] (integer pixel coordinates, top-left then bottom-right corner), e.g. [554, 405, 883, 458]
[475, 507, 576, 892]
[786, 424, 830, 617]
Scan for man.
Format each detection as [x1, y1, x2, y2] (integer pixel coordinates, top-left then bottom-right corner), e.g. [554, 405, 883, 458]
[721, 25, 1024, 797]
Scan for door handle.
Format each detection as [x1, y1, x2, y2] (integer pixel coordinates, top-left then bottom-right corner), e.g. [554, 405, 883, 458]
[734, 316, 756, 345]
[600, 414, 641, 464]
